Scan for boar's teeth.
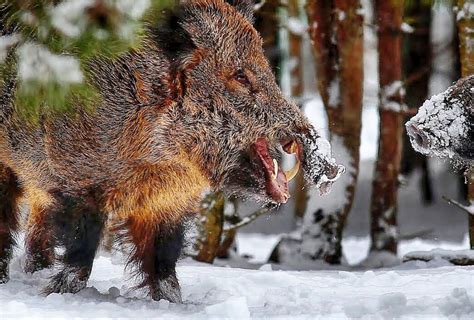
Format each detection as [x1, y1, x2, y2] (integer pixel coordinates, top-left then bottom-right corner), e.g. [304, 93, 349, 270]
[284, 157, 300, 181]
[286, 140, 299, 154]
[272, 158, 279, 179]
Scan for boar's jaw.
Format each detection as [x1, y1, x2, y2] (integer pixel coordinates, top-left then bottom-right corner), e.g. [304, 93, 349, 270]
[296, 127, 345, 195]
[250, 138, 304, 204]
[252, 138, 290, 204]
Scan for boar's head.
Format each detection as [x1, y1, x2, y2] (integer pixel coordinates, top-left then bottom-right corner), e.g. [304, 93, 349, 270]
[406, 75, 473, 167]
[155, 0, 344, 205]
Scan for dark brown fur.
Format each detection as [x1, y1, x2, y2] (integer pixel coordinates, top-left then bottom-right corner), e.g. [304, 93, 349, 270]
[0, 0, 338, 301]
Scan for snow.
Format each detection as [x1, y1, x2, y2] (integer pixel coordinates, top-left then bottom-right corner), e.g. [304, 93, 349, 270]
[457, 2, 474, 21]
[49, 0, 150, 40]
[49, 0, 94, 38]
[287, 18, 307, 36]
[115, 0, 151, 20]
[17, 42, 83, 84]
[0, 34, 21, 63]
[1, 237, 474, 319]
[404, 249, 474, 263]
[328, 77, 340, 108]
[205, 296, 251, 319]
[401, 22, 414, 33]
[380, 80, 406, 112]
[336, 9, 346, 21]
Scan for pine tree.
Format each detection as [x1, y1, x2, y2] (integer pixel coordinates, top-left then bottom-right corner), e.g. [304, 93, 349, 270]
[0, 0, 172, 120]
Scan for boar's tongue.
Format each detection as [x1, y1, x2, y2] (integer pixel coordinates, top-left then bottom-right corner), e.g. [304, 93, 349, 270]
[253, 138, 290, 203]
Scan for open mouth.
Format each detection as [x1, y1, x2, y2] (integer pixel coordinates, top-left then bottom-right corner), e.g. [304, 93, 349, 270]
[252, 138, 301, 204]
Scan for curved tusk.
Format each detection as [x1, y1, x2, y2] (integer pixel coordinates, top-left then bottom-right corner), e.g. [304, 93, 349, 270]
[272, 158, 279, 180]
[284, 158, 300, 181]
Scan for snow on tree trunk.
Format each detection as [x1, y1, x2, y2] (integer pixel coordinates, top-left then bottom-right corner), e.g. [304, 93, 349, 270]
[369, 0, 405, 254]
[304, 0, 364, 264]
[457, 0, 474, 249]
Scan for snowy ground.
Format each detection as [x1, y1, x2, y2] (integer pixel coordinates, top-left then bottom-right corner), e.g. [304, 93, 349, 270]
[1, 234, 473, 319]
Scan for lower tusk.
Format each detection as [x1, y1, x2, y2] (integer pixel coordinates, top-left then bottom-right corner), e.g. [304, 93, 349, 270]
[284, 158, 300, 181]
[272, 158, 278, 180]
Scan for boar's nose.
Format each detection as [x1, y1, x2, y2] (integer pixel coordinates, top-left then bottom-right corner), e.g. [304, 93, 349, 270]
[406, 123, 430, 150]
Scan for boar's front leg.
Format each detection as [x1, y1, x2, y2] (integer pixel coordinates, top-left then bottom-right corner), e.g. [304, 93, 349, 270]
[124, 216, 184, 303]
[43, 192, 106, 295]
[0, 165, 22, 284]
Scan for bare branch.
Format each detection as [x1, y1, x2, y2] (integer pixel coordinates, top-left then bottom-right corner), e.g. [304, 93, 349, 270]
[223, 206, 274, 233]
[442, 196, 474, 216]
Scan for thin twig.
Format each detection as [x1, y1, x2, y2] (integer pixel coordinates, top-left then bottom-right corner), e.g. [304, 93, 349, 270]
[223, 206, 273, 233]
[443, 196, 474, 216]
[399, 229, 433, 240]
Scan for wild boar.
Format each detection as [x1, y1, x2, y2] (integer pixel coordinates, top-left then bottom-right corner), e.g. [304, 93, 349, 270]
[0, 0, 343, 302]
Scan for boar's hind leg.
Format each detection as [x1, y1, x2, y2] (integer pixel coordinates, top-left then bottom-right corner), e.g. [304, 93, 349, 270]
[0, 164, 21, 284]
[44, 192, 106, 295]
[125, 217, 184, 303]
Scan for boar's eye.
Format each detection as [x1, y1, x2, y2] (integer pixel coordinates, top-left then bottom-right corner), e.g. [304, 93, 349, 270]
[234, 69, 251, 87]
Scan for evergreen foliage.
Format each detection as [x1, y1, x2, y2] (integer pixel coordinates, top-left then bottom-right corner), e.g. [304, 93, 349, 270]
[0, 0, 173, 120]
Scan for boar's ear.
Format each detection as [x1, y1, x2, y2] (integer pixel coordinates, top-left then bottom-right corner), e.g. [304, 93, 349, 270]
[225, 0, 255, 23]
[152, 9, 198, 97]
[152, 9, 196, 69]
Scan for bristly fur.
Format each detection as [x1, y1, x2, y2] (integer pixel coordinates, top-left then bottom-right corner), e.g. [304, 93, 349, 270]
[0, 164, 21, 283]
[0, 0, 325, 300]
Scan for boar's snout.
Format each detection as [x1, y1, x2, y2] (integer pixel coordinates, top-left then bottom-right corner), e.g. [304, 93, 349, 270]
[296, 127, 345, 195]
[406, 122, 431, 153]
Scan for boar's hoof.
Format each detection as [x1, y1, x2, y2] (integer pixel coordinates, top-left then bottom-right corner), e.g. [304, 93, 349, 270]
[43, 267, 90, 295]
[151, 274, 182, 303]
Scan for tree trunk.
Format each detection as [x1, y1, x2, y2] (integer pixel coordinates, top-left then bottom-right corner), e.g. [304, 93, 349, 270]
[194, 192, 225, 263]
[469, 169, 474, 249]
[304, 0, 363, 264]
[255, 0, 282, 83]
[369, 0, 404, 254]
[287, 0, 307, 220]
[288, 0, 304, 98]
[400, 1, 433, 205]
[457, 0, 474, 248]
